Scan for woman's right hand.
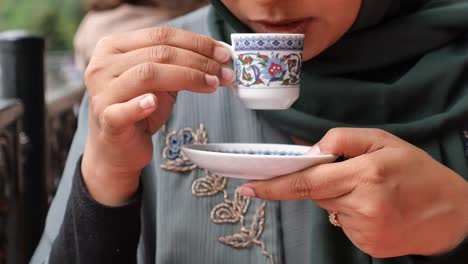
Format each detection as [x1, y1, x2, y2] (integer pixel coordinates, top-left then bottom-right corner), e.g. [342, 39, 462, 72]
[81, 27, 234, 206]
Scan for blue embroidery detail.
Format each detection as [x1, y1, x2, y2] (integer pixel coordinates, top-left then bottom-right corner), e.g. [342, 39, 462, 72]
[161, 125, 208, 172]
[166, 131, 194, 161]
[161, 123, 275, 263]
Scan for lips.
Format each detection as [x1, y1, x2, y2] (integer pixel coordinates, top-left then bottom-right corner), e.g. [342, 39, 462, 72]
[249, 18, 310, 34]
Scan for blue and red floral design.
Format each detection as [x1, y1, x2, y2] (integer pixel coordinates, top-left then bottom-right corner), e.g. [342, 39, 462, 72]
[235, 52, 302, 88]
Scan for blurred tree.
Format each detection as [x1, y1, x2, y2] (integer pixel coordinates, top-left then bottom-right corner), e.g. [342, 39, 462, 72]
[0, 0, 85, 50]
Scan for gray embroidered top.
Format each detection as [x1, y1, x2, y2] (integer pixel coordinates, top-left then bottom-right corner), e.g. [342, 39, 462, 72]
[31, 6, 468, 264]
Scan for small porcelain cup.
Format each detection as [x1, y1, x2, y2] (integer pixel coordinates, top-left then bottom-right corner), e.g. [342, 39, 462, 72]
[220, 33, 304, 110]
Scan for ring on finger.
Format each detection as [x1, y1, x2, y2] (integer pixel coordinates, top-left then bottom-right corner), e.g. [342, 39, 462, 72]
[328, 211, 341, 227]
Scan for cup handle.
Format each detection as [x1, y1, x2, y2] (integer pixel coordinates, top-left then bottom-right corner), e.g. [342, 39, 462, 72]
[218, 41, 236, 61]
[218, 41, 237, 92]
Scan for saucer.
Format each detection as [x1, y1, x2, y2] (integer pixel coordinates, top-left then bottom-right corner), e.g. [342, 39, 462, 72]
[181, 143, 337, 180]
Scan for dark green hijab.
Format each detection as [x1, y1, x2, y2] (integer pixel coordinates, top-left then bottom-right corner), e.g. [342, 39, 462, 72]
[209, 0, 468, 177]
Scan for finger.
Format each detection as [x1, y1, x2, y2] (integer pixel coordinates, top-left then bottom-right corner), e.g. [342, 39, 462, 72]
[312, 128, 402, 158]
[107, 63, 219, 104]
[145, 92, 177, 134]
[113, 45, 235, 85]
[240, 158, 362, 200]
[101, 93, 157, 135]
[97, 27, 231, 63]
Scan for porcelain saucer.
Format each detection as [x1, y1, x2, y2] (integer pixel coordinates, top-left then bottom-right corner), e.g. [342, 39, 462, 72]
[182, 143, 337, 180]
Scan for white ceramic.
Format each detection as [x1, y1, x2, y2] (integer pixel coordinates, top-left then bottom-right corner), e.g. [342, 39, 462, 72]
[182, 143, 337, 180]
[220, 33, 304, 110]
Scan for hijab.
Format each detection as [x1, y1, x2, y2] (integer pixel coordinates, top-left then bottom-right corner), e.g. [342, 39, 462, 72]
[209, 0, 468, 176]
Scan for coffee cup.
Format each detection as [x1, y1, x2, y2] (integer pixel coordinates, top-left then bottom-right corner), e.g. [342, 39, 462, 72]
[220, 33, 304, 110]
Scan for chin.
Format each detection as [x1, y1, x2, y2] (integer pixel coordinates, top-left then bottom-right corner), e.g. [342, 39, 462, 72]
[302, 36, 328, 61]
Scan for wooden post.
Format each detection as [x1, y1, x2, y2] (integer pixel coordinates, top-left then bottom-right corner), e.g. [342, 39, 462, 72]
[0, 30, 46, 262]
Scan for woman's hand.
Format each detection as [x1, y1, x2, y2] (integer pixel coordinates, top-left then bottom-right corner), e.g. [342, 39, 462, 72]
[240, 128, 468, 258]
[81, 27, 234, 206]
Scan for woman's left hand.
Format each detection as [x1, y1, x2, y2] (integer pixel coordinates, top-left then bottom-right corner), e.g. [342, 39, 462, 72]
[239, 128, 468, 258]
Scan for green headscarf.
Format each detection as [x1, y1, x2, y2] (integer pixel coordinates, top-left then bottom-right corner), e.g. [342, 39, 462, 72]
[209, 0, 468, 177]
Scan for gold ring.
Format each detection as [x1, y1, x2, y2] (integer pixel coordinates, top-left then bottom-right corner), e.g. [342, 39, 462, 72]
[328, 211, 341, 227]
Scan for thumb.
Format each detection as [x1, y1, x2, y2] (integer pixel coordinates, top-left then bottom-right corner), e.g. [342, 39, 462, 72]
[307, 128, 398, 158]
[101, 93, 157, 135]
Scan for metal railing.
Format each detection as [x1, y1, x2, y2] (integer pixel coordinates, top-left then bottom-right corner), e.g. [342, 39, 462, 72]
[0, 31, 83, 263]
[0, 100, 24, 264]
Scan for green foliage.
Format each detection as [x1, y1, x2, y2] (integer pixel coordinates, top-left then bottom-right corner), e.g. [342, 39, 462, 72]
[0, 0, 85, 50]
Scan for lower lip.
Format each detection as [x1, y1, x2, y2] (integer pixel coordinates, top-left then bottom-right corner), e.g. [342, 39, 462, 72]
[250, 19, 310, 34]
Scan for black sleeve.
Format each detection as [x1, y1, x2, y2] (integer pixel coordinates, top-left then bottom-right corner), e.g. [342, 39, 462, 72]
[409, 237, 468, 264]
[49, 157, 142, 264]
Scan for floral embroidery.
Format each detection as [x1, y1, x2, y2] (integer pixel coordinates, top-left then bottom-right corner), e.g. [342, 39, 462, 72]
[219, 202, 273, 264]
[160, 124, 207, 172]
[192, 170, 227, 197]
[161, 124, 274, 263]
[193, 173, 274, 264]
[210, 187, 250, 224]
[236, 52, 302, 88]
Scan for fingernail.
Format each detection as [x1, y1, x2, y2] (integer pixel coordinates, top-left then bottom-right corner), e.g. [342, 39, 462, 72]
[205, 74, 219, 88]
[306, 144, 321, 156]
[221, 67, 234, 82]
[214, 46, 230, 62]
[139, 95, 156, 110]
[239, 186, 256, 197]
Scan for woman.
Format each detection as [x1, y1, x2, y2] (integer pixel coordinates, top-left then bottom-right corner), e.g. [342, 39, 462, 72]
[74, 0, 207, 71]
[32, 0, 468, 263]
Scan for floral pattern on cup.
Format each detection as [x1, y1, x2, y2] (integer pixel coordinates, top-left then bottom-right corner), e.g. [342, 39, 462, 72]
[235, 52, 302, 88]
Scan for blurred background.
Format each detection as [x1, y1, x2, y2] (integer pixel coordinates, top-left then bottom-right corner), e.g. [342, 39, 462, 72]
[1, 0, 84, 50]
[0, 0, 208, 262]
[2, 0, 85, 88]
[0, 0, 85, 263]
